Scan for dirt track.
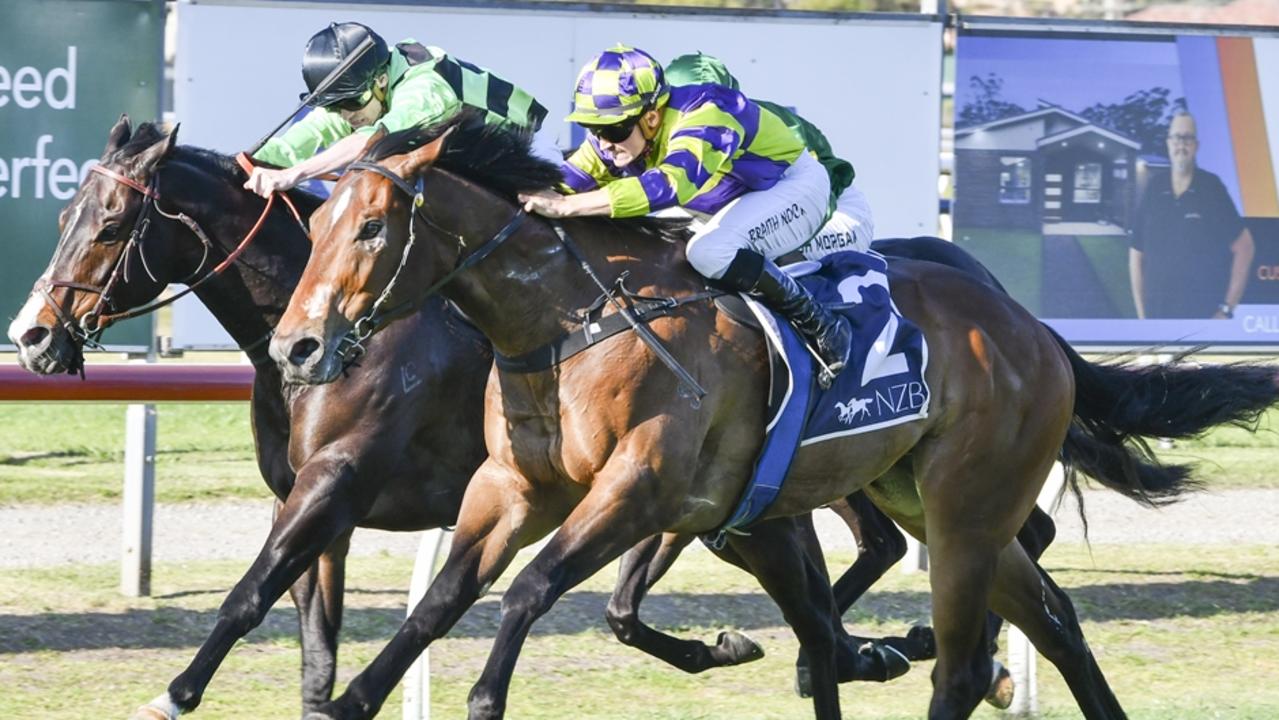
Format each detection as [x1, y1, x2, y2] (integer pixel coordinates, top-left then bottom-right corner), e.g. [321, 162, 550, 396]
[4, 488, 1276, 569]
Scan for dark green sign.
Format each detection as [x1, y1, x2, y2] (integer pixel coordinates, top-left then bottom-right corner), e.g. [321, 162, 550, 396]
[0, 0, 163, 349]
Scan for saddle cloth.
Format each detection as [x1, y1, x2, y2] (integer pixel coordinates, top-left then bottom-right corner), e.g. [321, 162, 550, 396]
[705, 250, 931, 544]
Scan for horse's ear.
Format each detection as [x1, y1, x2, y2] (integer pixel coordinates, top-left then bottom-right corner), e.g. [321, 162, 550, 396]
[130, 123, 180, 172]
[102, 114, 132, 159]
[397, 125, 454, 178]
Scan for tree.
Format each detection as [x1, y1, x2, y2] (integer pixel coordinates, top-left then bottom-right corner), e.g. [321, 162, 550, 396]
[957, 72, 1028, 127]
[1079, 87, 1187, 155]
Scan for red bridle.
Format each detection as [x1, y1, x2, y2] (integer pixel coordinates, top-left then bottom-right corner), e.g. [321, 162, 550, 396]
[37, 153, 306, 346]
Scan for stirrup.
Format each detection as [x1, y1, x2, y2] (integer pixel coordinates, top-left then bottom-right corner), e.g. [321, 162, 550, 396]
[804, 344, 844, 390]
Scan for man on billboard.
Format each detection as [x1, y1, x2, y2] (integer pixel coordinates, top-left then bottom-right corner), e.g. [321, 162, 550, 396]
[1128, 111, 1254, 319]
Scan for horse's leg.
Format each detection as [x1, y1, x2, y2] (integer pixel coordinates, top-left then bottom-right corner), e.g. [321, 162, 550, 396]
[311, 460, 563, 720]
[988, 540, 1126, 719]
[290, 529, 353, 713]
[728, 517, 844, 720]
[134, 452, 377, 719]
[828, 491, 908, 613]
[605, 532, 765, 672]
[465, 471, 671, 720]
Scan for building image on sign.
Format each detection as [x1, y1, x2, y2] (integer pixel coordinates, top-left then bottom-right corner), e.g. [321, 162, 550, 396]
[954, 104, 1142, 231]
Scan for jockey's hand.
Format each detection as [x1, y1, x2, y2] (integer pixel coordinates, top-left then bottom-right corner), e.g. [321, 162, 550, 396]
[519, 190, 572, 218]
[244, 166, 299, 198]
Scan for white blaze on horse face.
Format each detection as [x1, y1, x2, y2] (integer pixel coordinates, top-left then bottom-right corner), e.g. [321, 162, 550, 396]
[327, 186, 353, 234]
[302, 283, 335, 321]
[7, 293, 48, 346]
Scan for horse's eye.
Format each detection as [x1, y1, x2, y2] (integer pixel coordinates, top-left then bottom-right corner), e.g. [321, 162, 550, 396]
[96, 223, 122, 244]
[357, 219, 384, 241]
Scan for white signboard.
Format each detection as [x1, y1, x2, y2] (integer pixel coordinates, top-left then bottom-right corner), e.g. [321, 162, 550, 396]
[174, 0, 942, 349]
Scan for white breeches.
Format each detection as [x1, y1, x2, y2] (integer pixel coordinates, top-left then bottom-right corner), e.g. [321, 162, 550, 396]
[798, 184, 875, 260]
[684, 151, 831, 279]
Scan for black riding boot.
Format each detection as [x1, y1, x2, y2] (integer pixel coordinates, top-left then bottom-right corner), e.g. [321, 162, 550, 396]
[751, 261, 852, 386]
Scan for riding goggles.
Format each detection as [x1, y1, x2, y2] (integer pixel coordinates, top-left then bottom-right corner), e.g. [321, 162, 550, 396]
[586, 117, 640, 144]
[328, 88, 375, 112]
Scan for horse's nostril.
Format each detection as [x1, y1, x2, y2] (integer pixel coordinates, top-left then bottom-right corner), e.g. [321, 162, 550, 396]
[20, 326, 50, 349]
[288, 337, 322, 367]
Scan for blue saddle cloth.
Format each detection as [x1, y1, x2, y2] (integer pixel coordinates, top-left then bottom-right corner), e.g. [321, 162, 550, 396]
[704, 250, 930, 545]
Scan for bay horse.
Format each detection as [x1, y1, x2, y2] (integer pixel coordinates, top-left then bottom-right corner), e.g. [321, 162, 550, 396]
[269, 119, 1279, 720]
[5, 117, 1045, 718]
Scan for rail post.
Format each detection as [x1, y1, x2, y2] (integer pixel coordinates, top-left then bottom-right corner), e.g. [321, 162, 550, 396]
[403, 528, 452, 720]
[120, 354, 158, 597]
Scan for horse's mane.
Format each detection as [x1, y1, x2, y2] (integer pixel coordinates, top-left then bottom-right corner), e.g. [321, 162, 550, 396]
[360, 111, 692, 245]
[112, 121, 326, 217]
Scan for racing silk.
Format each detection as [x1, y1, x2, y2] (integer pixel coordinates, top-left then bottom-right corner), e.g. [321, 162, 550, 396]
[255, 41, 547, 168]
[560, 84, 805, 218]
[663, 52, 853, 213]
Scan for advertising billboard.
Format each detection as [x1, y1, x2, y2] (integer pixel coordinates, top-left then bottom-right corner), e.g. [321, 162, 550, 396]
[172, 0, 943, 349]
[0, 0, 163, 350]
[954, 24, 1279, 347]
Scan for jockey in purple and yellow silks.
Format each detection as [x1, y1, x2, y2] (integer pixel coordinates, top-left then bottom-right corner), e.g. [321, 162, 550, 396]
[519, 45, 851, 383]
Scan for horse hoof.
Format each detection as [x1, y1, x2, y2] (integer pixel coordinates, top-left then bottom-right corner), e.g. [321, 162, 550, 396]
[859, 641, 911, 682]
[984, 659, 1015, 710]
[904, 624, 937, 660]
[131, 694, 180, 720]
[716, 630, 765, 665]
[794, 665, 813, 698]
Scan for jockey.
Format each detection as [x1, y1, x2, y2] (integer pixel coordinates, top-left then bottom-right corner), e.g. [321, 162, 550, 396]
[519, 45, 851, 383]
[664, 52, 873, 259]
[247, 22, 553, 197]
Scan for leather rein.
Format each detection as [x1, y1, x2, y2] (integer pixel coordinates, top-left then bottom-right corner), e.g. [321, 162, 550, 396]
[333, 161, 707, 405]
[37, 154, 303, 366]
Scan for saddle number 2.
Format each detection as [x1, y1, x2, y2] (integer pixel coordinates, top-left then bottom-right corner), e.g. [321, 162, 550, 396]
[836, 269, 910, 385]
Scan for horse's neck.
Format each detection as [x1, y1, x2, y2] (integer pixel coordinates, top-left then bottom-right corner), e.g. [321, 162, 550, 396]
[431, 175, 695, 360]
[168, 158, 309, 356]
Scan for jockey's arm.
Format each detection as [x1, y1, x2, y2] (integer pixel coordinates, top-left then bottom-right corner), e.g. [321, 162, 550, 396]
[245, 133, 368, 197]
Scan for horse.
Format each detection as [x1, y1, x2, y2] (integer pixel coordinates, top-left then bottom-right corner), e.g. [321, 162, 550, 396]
[268, 118, 1279, 720]
[6, 117, 1048, 718]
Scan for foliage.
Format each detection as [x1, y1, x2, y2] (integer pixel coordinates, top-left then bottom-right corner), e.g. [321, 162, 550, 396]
[956, 72, 1028, 127]
[1079, 87, 1188, 156]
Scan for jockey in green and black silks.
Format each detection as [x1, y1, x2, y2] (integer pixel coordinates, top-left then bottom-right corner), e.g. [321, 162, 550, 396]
[665, 51, 873, 261]
[518, 45, 852, 384]
[246, 22, 555, 197]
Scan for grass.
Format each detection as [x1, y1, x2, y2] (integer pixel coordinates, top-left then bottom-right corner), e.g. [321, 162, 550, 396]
[3, 401, 1277, 505]
[1075, 234, 1137, 319]
[953, 228, 1043, 315]
[1, 542, 1277, 718]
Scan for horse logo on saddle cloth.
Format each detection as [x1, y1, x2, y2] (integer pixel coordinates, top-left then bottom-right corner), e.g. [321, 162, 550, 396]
[704, 249, 931, 547]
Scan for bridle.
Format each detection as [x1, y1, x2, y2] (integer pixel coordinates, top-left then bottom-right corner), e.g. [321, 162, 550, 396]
[330, 159, 705, 404]
[333, 160, 526, 364]
[36, 155, 304, 366]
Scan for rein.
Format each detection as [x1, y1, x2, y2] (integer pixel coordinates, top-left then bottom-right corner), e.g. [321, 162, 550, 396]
[38, 154, 305, 367]
[334, 160, 527, 364]
[336, 160, 708, 404]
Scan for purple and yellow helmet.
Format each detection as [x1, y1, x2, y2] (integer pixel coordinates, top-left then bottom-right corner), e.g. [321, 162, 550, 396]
[565, 45, 669, 126]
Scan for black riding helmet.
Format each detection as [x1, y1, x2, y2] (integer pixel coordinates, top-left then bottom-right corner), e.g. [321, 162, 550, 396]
[300, 22, 392, 107]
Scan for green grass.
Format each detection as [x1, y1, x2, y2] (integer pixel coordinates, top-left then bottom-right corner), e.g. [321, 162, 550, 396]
[0, 403, 266, 504]
[1, 543, 1277, 718]
[2, 401, 1277, 505]
[954, 228, 1043, 315]
[1076, 234, 1137, 318]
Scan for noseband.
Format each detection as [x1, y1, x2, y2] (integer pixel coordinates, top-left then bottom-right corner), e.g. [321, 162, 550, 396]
[37, 156, 302, 365]
[333, 160, 526, 364]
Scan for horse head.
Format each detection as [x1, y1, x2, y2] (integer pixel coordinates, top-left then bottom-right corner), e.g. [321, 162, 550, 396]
[8, 115, 180, 374]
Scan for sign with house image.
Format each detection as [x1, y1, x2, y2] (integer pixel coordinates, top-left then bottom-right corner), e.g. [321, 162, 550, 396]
[953, 30, 1279, 343]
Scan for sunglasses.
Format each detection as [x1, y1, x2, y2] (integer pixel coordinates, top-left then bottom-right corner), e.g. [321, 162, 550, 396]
[329, 89, 374, 112]
[587, 118, 640, 144]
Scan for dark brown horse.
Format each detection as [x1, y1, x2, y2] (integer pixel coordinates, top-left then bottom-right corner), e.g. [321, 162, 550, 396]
[270, 120, 1279, 720]
[7, 118, 1039, 718]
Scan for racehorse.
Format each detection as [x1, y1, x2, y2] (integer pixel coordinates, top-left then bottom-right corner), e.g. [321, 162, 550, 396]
[269, 118, 1279, 719]
[6, 117, 1050, 718]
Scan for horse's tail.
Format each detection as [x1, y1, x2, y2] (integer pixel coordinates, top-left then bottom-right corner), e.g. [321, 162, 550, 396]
[1051, 326, 1279, 509]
